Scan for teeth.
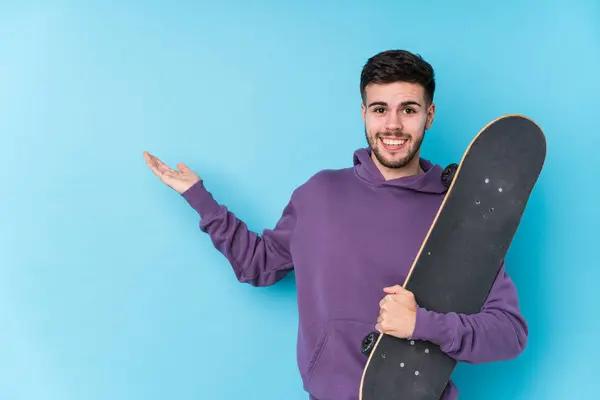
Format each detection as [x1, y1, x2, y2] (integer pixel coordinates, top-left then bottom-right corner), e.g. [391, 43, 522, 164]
[382, 139, 406, 146]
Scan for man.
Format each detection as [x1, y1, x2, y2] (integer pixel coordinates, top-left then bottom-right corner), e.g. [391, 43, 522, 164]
[143, 50, 528, 399]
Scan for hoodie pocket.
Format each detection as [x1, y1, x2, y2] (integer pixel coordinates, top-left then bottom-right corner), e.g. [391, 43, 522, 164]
[304, 318, 375, 399]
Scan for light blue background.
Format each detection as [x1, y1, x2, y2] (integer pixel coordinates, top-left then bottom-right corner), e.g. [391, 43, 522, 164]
[1, 1, 599, 399]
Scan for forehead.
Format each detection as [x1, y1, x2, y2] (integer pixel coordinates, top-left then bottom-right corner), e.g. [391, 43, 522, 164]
[364, 81, 426, 106]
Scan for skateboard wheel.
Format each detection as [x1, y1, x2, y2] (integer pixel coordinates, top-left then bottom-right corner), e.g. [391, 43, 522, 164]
[361, 331, 380, 356]
[441, 163, 458, 188]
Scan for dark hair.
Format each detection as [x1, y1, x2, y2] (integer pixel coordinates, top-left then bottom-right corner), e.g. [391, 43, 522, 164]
[360, 50, 435, 104]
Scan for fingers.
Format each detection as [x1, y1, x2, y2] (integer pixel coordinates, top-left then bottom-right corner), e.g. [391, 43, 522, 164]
[383, 284, 404, 294]
[143, 151, 178, 178]
[377, 285, 417, 339]
[379, 295, 394, 309]
[144, 152, 163, 177]
[144, 152, 160, 171]
[144, 151, 171, 170]
[376, 299, 389, 332]
[375, 314, 391, 334]
[379, 291, 400, 307]
[177, 163, 189, 172]
[153, 156, 174, 174]
[378, 290, 412, 316]
[383, 285, 415, 303]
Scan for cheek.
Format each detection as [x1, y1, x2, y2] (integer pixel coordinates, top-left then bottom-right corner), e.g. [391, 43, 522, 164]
[404, 116, 427, 134]
[365, 117, 384, 134]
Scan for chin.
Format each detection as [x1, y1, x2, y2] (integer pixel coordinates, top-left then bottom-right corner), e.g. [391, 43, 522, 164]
[384, 149, 418, 167]
[383, 150, 409, 163]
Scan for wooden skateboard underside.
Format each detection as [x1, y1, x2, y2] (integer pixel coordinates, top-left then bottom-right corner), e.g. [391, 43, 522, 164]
[359, 115, 546, 400]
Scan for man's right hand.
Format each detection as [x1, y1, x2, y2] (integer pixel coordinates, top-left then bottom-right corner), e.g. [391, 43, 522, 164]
[143, 151, 201, 194]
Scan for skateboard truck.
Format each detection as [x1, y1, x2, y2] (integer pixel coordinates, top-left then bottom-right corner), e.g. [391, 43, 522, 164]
[441, 163, 458, 188]
[361, 331, 380, 356]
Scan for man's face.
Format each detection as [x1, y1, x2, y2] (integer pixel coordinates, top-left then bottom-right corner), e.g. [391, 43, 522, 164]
[362, 81, 435, 171]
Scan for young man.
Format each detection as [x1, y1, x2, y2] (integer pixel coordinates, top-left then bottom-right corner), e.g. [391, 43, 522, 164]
[143, 50, 528, 400]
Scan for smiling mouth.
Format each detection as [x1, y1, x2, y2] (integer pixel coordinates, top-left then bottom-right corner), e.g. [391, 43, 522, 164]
[379, 137, 409, 152]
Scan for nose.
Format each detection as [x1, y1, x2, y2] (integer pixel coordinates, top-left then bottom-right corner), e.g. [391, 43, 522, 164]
[385, 111, 403, 132]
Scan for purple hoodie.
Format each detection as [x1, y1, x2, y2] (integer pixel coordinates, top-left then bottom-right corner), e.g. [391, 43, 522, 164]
[181, 148, 528, 399]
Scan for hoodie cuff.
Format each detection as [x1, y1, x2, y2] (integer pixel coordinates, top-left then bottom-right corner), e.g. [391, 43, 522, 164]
[409, 307, 455, 352]
[181, 180, 222, 220]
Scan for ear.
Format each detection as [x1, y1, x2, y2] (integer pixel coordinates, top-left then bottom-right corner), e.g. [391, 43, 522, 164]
[425, 103, 436, 129]
[361, 103, 366, 120]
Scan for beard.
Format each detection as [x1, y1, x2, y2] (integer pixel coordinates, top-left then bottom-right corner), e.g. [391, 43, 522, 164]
[365, 127, 426, 169]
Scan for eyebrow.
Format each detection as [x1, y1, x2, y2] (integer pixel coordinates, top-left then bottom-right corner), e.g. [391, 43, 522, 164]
[368, 100, 422, 108]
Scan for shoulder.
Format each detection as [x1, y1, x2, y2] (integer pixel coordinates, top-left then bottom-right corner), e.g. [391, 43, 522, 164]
[291, 167, 354, 200]
[299, 167, 353, 189]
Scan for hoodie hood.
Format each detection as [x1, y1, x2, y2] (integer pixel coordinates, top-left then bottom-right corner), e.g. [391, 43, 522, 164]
[353, 147, 448, 194]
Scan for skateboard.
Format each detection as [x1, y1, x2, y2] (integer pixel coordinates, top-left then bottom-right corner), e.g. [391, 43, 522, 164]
[358, 114, 546, 400]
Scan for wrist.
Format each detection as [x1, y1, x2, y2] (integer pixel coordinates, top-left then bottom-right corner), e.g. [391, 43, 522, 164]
[409, 307, 455, 352]
[181, 179, 221, 219]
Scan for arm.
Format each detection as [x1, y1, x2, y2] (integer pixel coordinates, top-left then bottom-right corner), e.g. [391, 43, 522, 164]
[409, 262, 528, 364]
[181, 180, 296, 287]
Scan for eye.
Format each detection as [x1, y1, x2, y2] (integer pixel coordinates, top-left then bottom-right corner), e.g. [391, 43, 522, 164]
[403, 107, 416, 114]
[374, 107, 385, 114]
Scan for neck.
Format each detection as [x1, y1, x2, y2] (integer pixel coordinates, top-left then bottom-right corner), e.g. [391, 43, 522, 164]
[372, 153, 424, 181]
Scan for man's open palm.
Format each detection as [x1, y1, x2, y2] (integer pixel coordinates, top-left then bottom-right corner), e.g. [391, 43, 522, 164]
[143, 151, 201, 194]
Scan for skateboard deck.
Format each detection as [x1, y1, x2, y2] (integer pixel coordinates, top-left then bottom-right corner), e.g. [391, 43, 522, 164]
[358, 114, 546, 400]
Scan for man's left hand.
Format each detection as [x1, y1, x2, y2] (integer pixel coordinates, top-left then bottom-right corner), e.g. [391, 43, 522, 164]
[376, 285, 418, 339]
